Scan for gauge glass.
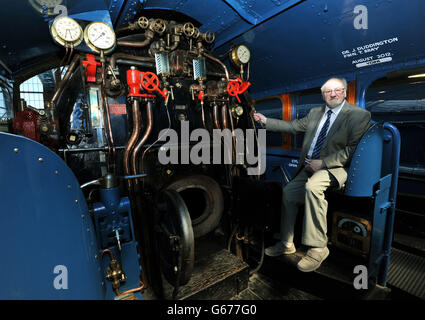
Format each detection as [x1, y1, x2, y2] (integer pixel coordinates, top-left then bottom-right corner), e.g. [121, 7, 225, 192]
[51, 16, 83, 45]
[236, 45, 250, 64]
[85, 22, 116, 52]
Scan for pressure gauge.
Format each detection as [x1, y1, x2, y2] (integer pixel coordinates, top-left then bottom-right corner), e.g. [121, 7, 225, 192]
[84, 22, 116, 53]
[231, 44, 251, 66]
[231, 105, 244, 119]
[50, 16, 83, 47]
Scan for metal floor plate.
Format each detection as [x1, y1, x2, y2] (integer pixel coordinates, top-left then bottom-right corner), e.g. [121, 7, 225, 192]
[388, 248, 425, 299]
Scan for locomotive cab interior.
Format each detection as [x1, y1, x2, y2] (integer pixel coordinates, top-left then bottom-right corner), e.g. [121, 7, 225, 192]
[0, 0, 424, 302]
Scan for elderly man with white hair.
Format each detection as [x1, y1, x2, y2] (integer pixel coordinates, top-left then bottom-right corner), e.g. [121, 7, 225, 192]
[253, 77, 371, 272]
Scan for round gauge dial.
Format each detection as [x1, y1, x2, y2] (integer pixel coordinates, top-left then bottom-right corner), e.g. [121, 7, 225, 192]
[84, 22, 116, 53]
[232, 105, 244, 118]
[231, 44, 251, 66]
[50, 16, 83, 47]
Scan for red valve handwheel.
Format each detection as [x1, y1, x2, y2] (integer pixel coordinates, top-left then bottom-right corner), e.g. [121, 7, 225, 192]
[141, 72, 160, 91]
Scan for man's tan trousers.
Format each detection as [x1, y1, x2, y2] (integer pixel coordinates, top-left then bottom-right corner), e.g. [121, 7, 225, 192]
[280, 168, 339, 248]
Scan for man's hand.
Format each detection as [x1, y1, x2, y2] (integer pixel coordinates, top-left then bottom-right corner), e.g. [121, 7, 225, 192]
[253, 113, 267, 125]
[305, 158, 325, 173]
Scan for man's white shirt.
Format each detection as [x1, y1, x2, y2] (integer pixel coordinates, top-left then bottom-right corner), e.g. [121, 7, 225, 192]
[307, 100, 345, 158]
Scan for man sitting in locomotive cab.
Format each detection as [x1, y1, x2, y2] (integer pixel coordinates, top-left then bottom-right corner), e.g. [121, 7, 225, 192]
[253, 77, 371, 272]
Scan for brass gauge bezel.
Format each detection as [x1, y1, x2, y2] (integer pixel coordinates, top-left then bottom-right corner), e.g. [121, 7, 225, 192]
[84, 21, 116, 54]
[231, 44, 251, 66]
[50, 16, 84, 48]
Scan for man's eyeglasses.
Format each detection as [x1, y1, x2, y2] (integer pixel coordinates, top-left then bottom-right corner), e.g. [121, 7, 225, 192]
[323, 88, 345, 95]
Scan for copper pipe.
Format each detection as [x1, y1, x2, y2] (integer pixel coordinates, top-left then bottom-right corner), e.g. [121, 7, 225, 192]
[62, 46, 74, 74]
[228, 107, 235, 133]
[50, 54, 80, 105]
[102, 90, 116, 171]
[132, 100, 154, 180]
[213, 104, 221, 129]
[140, 103, 171, 188]
[57, 47, 69, 78]
[101, 60, 116, 172]
[110, 53, 155, 70]
[229, 107, 237, 162]
[116, 23, 138, 35]
[202, 52, 229, 81]
[221, 103, 233, 166]
[101, 249, 114, 260]
[221, 104, 228, 129]
[200, 102, 207, 130]
[124, 100, 142, 185]
[115, 280, 145, 296]
[117, 36, 152, 48]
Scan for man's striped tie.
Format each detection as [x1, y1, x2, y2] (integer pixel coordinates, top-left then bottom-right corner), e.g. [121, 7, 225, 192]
[311, 110, 333, 159]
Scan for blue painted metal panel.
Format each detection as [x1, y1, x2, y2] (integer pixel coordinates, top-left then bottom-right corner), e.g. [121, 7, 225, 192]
[214, 0, 425, 98]
[265, 148, 299, 186]
[378, 122, 400, 286]
[0, 132, 104, 299]
[345, 124, 384, 197]
[368, 173, 391, 281]
[115, 0, 145, 27]
[107, 0, 126, 25]
[93, 189, 134, 249]
[92, 187, 143, 299]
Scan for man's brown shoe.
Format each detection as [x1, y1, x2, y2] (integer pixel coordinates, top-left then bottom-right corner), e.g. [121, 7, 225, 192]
[297, 247, 329, 272]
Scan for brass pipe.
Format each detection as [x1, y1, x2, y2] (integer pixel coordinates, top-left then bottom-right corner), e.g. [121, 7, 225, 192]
[132, 100, 154, 179]
[124, 99, 142, 184]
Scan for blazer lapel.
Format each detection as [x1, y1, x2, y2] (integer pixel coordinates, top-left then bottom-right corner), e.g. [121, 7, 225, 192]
[301, 105, 326, 158]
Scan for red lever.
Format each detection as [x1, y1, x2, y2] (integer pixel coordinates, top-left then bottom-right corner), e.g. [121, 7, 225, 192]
[82, 54, 100, 83]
